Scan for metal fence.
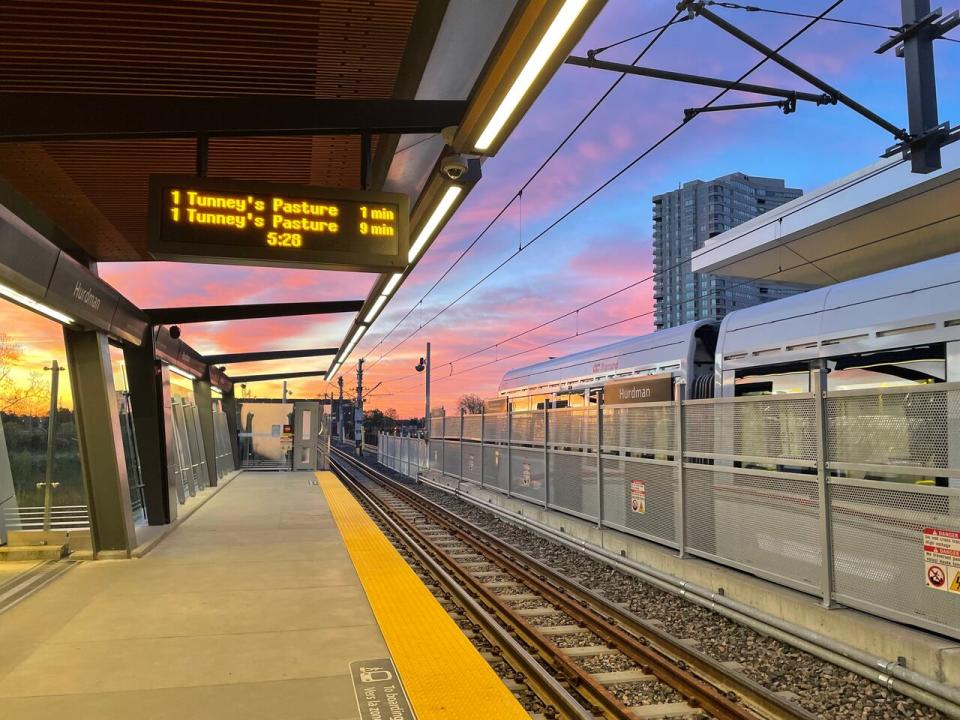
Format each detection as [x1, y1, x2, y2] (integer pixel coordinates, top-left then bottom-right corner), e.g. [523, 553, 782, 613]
[378, 434, 425, 481]
[404, 381, 960, 639]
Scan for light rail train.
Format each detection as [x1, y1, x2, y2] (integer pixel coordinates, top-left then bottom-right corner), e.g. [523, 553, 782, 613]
[499, 251, 960, 410]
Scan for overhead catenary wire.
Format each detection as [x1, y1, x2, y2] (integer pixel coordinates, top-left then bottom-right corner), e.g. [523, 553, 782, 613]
[368, 209, 960, 399]
[358, 8, 687, 372]
[356, 0, 845, 380]
[707, 1, 960, 42]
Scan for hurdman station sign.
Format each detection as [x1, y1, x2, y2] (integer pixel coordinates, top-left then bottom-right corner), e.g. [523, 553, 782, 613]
[602, 373, 674, 405]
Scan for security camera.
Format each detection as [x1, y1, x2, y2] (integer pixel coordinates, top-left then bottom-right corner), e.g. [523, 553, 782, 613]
[169, 325, 181, 339]
[415, 357, 426, 373]
[440, 154, 469, 181]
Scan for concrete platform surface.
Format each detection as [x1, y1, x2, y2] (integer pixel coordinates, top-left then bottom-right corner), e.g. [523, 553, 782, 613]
[0, 471, 389, 720]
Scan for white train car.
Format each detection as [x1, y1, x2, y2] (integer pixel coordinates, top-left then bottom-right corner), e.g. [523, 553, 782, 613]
[714, 251, 960, 398]
[498, 320, 718, 410]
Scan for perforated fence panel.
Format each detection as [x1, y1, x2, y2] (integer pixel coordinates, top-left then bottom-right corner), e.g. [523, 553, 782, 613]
[684, 465, 822, 593]
[484, 413, 508, 443]
[684, 396, 817, 465]
[548, 450, 598, 519]
[462, 442, 482, 484]
[827, 386, 959, 475]
[462, 415, 482, 441]
[601, 457, 678, 546]
[548, 407, 597, 448]
[511, 412, 544, 445]
[603, 404, 674, 453]
[443, 440, 461, 479]
[430, 416, 444, 439]
[428, 439, 443, 478]
[400, 438, 411, 477]
[483, 445, 509, 492]
[445, 415, 462, 439]
[829, 479, 960, 635]
[510, 447, 545, 503]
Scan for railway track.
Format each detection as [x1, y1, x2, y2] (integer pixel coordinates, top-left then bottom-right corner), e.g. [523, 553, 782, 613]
[330, 446, 815, 720]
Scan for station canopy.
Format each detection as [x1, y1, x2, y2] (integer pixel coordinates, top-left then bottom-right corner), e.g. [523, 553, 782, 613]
[0, 0, 603, 385]
[692, 141, 960, 287]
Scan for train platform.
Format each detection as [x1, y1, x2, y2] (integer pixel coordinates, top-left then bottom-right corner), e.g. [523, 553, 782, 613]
[0, 470, 526, 719]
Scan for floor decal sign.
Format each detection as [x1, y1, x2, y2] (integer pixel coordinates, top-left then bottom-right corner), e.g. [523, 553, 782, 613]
[350, 658, 416, 720]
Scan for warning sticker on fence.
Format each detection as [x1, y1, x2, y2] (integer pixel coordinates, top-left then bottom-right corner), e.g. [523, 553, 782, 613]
[630, 479, 646, 514]
[923, 527, 960, 594]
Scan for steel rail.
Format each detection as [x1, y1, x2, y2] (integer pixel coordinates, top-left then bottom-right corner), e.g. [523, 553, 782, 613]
[333, 447, 813, 720]
[328, 458, 598, 720]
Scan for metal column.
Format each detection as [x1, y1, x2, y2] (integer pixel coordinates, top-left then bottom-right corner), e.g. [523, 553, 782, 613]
[458, 409, 464, 491]
[221, 386, 241, 470]
[674, 381, 687, 558]
[122, 331, 177, 525]
[543, 402, 549, 509]
[813, 367, 836, 608]
[596, 394, 604, 529]
[193, 377, 219, 487]
[479, 407, 485, 488]
[506, 409, 513, 498]
[64, 327, 136, 555]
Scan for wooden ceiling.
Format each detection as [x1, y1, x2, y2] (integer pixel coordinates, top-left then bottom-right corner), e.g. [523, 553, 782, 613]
[0, 0, 415, 261]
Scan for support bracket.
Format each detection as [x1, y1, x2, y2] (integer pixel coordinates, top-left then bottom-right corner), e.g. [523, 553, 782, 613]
[875, 7, 960, 55]
[684, 96, 796, 121]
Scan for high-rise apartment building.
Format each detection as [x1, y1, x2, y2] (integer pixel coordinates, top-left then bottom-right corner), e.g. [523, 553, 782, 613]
[652, 173, 804, 330]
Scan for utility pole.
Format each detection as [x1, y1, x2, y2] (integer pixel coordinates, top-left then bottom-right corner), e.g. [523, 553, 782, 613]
[424, 342, 431, 439]
[356, 358, 364, 456]
[876, 0, 960, 173]
[41, 360, 61, 532]
[282, 380, 288, 403]
[337, 376, 344, 443]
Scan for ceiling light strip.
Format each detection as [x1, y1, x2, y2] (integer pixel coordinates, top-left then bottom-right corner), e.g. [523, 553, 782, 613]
[475, 0, 589, 151]
[0, 282, 75, 325]
[408, 185, 463, 263]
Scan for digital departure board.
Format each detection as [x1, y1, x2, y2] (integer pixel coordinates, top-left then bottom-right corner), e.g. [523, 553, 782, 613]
[148, 175, 409, 272]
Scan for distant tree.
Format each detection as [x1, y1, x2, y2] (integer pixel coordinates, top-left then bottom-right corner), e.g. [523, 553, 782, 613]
[385, 408, 398, 420]
[0, 334, 47, 414]
[457, 393, 484, 415]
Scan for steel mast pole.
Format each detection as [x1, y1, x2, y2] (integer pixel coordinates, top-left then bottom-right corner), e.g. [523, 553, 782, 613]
[424, 342, 431, 439]
[42, 360, 60, 532]
[337, 376, 344, 443]
[356, 358, 364, 456]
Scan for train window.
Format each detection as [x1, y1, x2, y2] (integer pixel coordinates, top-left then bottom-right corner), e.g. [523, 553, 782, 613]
[827, 345, 945, 391]
[734, 364, 811, 396]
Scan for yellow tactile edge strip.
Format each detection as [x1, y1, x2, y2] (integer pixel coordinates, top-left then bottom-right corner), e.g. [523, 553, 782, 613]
[317, 471, 528, 719]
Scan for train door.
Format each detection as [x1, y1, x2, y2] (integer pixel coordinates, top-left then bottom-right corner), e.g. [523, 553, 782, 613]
[293, 401, 320, 471]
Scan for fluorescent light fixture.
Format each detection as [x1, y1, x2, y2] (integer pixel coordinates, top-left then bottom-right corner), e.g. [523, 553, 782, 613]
[0, 281, 75, 325]
[344, 326, 365, 354]
[382, 272, 403, 296]
[168, 364, 198, 381]
[408, 185, 462, 263]
[211, 387, 223, 396]
[364, 294, 388, 323]
[336, 325, 367, 365]
[474, 0, 588, 151]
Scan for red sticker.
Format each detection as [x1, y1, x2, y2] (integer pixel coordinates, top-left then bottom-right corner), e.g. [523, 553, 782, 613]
[928, 565, 946, 588]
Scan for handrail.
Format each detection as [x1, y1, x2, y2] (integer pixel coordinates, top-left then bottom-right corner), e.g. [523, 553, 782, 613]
[0, 494, 14, 507]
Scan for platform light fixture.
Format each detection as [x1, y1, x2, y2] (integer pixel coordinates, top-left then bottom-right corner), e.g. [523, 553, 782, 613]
[363, 294, 388, 323]
[474, 0, 589, 152]
[168, 364, 199, 381]
[0, 281, 75, 325]
[382, 272, 403, 296]
[408, 185, 462, 263]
